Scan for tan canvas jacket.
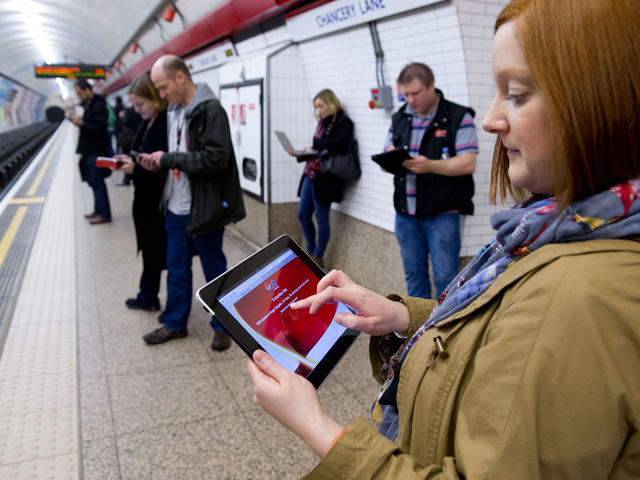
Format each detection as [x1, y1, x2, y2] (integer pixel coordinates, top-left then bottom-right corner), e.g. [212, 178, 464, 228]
[306, 239, 640, 479]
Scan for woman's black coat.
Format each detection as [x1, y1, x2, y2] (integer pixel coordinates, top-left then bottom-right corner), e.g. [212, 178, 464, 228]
[298, 109, 354, 204]
[76, 94, 109, 156]
[130, 110, 168, 265]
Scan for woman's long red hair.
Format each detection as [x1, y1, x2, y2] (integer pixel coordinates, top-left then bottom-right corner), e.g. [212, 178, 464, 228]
[490, 0, 640, 208]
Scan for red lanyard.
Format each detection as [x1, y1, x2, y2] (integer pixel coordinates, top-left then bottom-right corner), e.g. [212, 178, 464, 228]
[173, 114, 184, 179]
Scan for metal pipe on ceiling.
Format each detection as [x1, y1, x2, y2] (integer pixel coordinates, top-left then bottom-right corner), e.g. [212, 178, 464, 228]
[110, 0, 183, 66]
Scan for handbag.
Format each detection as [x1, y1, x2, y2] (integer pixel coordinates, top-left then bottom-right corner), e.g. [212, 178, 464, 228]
[318, 138, 361, 182]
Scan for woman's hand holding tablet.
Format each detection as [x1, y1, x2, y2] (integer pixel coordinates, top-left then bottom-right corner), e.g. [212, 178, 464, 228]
[245, 268, 412, 459]
[247, 349, 344, 459]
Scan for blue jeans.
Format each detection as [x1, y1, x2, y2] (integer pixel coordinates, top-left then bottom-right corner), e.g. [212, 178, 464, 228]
[395, 212, 461, 299]
[298, 176, 331, 258]
[107, 130, 115, 157]
[163, 211, 226, 333]
[84, 155, 111, 219]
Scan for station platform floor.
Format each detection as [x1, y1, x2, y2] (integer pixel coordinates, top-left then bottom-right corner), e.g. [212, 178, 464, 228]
[0, 122, 381, 479]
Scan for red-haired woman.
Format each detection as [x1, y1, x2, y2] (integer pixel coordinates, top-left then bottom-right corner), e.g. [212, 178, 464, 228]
[247, 0, 640, 477]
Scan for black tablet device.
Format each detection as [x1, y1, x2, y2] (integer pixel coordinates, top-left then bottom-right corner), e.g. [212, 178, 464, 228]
[371, 148, 412, 175]
[196, 235, 360, 390]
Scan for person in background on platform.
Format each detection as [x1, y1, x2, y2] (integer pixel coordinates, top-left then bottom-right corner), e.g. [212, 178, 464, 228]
[287, 89, 354, 269]
[138, 55, 246, 350]
[385, 63, 478, 300]
[113, 96, 124, 152]
[116, 105, 143, 186]
[113, 73, 168, 313]
[71, 78, 112, 225]
[106, 101, 116, 157]
[246, 0, 640, 477]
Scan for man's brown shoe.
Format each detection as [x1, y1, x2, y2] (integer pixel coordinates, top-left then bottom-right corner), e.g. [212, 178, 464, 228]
[89, 216, 112, 225]
[143, 327, 187, 345]
[211, 331, 231, 351]
[84, 212, 97, 219]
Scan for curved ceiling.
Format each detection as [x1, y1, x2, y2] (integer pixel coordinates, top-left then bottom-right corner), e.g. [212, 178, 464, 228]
[0, 0, 163, 98]
[0, 0, 305, 100]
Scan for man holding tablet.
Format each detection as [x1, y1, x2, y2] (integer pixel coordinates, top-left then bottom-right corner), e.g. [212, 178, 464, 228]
[384, 63, 478, 300]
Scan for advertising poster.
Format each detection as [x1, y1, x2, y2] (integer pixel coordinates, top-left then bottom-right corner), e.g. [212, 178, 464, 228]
[0, 79, 18, 131]
[0, 75, 46, 132]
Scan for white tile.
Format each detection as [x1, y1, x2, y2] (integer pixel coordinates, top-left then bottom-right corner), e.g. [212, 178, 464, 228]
[282, 0, 499, 241]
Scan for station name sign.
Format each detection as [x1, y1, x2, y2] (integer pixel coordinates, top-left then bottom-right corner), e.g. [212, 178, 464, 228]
[186, 41, 237, 74]
[34, 64, 106, 79]
[286, 0, 445, 42]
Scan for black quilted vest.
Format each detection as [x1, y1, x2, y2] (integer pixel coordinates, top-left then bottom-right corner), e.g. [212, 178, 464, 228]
[391, 90, 475, 217]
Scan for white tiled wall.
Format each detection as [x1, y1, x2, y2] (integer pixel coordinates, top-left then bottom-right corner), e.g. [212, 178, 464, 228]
[234, 25, 292, 57]
[297, 4, 469, 233]
[268, 45, 316, 204]
[191, 68, 220, 97]
[453, 0, 511, 255]
[297, 23, 394, 228]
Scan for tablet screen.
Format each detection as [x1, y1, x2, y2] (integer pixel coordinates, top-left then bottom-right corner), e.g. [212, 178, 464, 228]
[217, 248, 350, 378]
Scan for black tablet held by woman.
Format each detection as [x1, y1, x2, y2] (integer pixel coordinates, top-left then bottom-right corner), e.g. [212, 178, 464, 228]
[196, 235, 360, 390]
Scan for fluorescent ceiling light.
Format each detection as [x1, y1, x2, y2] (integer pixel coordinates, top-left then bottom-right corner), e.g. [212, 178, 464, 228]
[18, 0, 56, 64]
[56, 78, 68, 99]
[18, 0, 66, 97]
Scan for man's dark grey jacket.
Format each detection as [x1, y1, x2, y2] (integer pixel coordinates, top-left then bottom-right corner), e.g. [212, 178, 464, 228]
[161, 83, 246, 236]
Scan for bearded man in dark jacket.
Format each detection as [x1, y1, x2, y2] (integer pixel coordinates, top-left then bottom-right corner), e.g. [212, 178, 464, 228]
[139, 55, 245, 349]
[71, 78, 112, 224]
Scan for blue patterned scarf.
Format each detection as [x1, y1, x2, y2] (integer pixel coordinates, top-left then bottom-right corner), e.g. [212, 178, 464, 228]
[377, 179, 640, 440]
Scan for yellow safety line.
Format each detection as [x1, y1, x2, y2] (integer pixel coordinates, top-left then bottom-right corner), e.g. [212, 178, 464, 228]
[26, 135, 59, 197]
[9, 197, 45, 204]
[0, 206, 28, 271]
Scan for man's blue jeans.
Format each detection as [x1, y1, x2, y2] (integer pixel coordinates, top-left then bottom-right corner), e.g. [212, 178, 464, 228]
[84, 155, 111, 219]
[395, 212, 461, 299]
[163, 211, 226, 333]
[298, 176, 332, 258]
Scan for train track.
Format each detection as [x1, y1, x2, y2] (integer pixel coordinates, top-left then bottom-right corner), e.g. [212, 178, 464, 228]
[0, 122, 60, 199]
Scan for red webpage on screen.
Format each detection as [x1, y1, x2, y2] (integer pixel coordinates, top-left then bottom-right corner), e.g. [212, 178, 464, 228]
[233, 257, 337, 357]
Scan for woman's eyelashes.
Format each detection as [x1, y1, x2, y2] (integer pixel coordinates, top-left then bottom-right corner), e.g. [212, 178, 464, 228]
[505, 92, 528, 106]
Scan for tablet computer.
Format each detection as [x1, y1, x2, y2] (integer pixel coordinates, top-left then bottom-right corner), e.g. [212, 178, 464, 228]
[371, 148, 412, 176]
[196, 235, 360, 389]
